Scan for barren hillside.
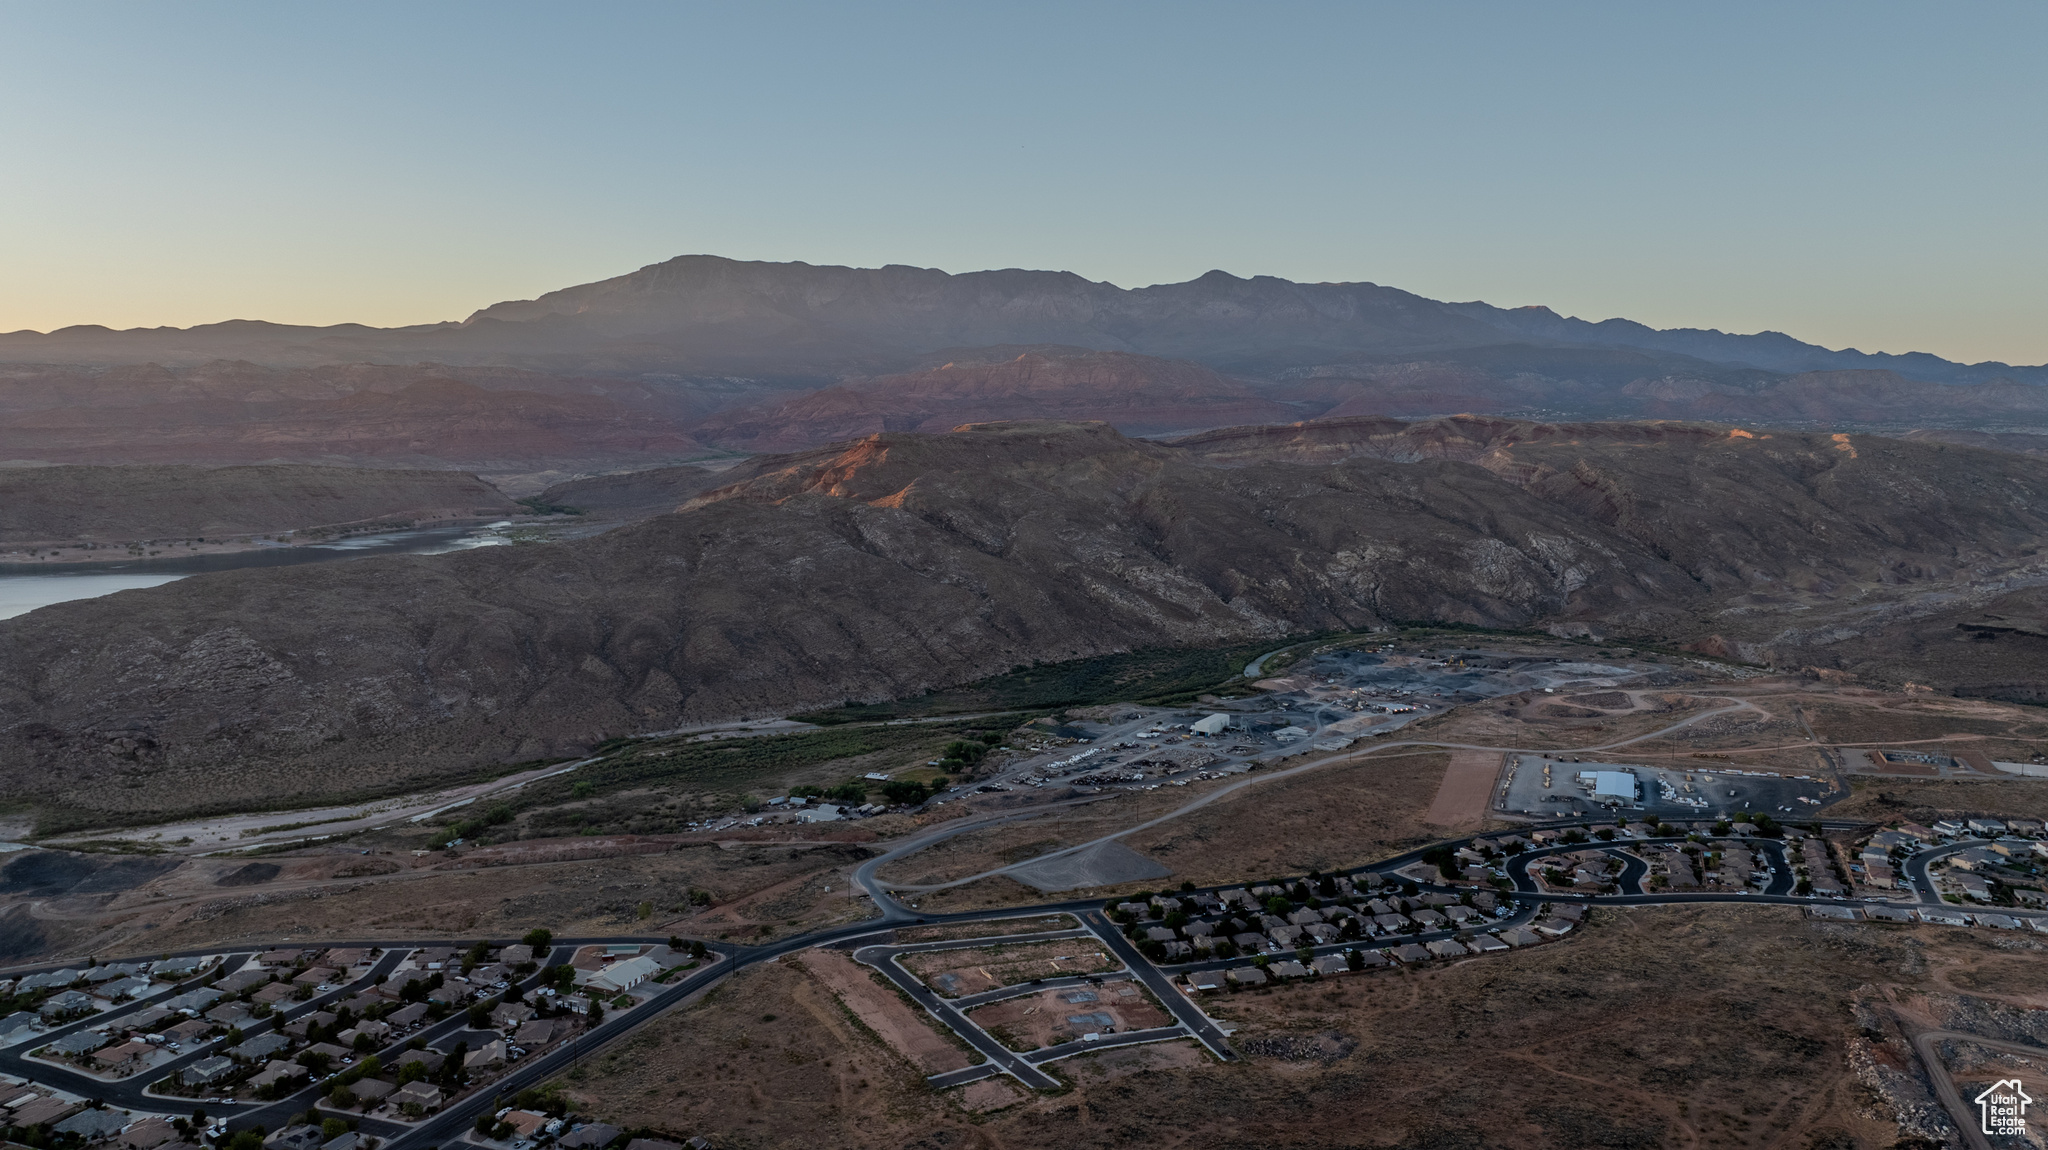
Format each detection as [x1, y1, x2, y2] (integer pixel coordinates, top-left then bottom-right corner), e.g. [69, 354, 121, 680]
[1, 417, 2044, 826]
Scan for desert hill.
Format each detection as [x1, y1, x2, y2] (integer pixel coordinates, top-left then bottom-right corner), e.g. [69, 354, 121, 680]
[0, 372, 708, 482]
[692, 350, 1295, 452]
[2, 417, 2045, 827]
[0, 464, 515, 547]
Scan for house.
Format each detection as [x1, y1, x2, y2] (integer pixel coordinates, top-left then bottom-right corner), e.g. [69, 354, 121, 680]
[0, 1011, 39, 1043]
[1955, 876, 1994, 900]
[1973, 914, 2023, 930]
[163, 988, 224, 1015]
[54, 1107, 132, 1140]
[10, 1096, 80, 1128]
[46, 1029, 109, 1057]
[1268, 961, 1308, 979]
[1498, 928, 1542, 947]
[1144, 927, 1176, 943]
[1267, 926, 1304, 948]
[490, 1002, 536, 1029]
[1865, 863, 1897, 889]
[1425, 939, 1467, 959]
[42, 990, 100, 1022]
[465, 1038, 509, 1068]
[1467, 935, 1510, 953]
[321, 1134, 368, 1150]
[95, 1039, 155, 1072]
[1917, 909, 1970, 926]
[1532, 918, 1575, 937]
[204, 1003, 253, 1028]
[1931, 819, 1967, 838]
[339, 1020, 391, 1045]
[1186, 971, 1227, 993]
[118, 1116, 178, 1149]
[1226, 967, 1267, 986]
[182, 1055, 236, 1086]
[583, 955, 660, 995]
[385, 1003, 429, 1029]
[284, 1011, 336, 1038]
[556, 1124, 621, 1149]
[95, 977, 154, 1002]
[322, 948, 372, 970]
[1865, 906, 1915, 923]
[1351, 949, 1390, 968]
[1948, 848, 2001, 871]
[249, 1060, 307, 1091]
[499, 944, 535, 965]
[217, 970, 270, 994]
[1311, 955, 1349, 975]
[292, 967, 338, 987]
[391, 1082, 443, 1113]
[624, 1139, 682, 1150]
[504, 1111, 550, 1138]
[1410, 909, 1448, 928]
[258, 949, 304, 966]
[18, 969, 85, 992]
[230, 1032, 294, 1062]
[349, 1078, 395, 1106]
[1967, 818, 2008, 836]
[264, 1124, 326, 1150]
[1390, 943, 1432, 964]
[164, 1019, 210, 1045]
[252, 983, 297, 1006]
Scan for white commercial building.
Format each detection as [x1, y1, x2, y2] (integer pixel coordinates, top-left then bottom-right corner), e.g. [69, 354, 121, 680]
[1578, 770, 1637, 803]
[1192, 714, 1230, 736]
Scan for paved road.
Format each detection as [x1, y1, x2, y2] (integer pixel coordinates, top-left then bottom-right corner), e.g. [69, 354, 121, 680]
[1076, 912, 1233, 1060]
[1021, 1025, 1190, 1065]
[852, 943, 1060, 1090]
[1899, 838, 2001, 905]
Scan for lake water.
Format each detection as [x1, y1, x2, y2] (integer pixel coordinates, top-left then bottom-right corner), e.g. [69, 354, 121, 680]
[0, 522, 514, 620]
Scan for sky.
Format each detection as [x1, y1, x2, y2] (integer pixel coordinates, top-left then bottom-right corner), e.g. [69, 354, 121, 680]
[3, 2, 2045, 364]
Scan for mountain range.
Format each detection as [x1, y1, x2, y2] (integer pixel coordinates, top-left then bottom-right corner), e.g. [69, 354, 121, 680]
[6, 255, 2043, 385]
[3, 257, 2047, 481]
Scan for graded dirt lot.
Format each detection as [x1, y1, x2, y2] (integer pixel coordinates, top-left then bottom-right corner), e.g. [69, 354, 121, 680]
[1423, 749, 1501, 828]
[796, 948, 971, 1074]
[965, 981, 1170, 1051]
[897, 939, 1116, 995]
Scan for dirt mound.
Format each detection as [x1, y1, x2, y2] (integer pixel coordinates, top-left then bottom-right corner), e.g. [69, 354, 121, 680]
[213, 862, 281, 886]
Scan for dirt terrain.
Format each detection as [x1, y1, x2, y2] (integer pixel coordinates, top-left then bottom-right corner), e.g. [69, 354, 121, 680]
[965, 981, 1169, 1051]
[0, 834, 883, 964]
[562, 903, 2047, 1150]
[897, 940, 1116, 995]
[796, 949, 971, 1074]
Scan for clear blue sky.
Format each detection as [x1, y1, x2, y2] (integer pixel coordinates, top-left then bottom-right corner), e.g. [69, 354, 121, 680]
[4, 1, 2044, 364]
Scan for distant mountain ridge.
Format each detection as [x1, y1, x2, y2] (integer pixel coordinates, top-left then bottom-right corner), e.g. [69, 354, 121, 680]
[3, 255, 2040, 386]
